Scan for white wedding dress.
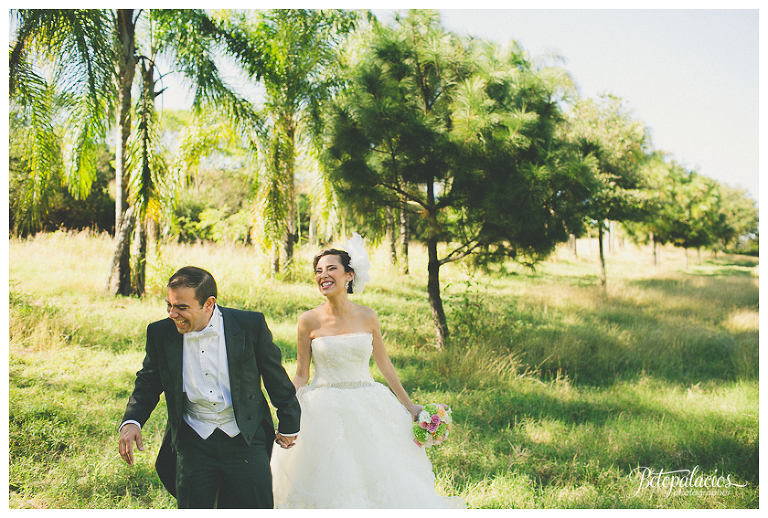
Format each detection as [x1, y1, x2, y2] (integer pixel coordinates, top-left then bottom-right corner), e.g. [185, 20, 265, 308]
[271, 333, 465, 508]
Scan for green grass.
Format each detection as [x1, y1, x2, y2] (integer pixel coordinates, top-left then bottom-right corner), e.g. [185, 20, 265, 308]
[8, 231, 759, 508]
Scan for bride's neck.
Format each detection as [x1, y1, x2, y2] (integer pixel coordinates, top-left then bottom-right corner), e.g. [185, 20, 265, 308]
[324, 295, 353, 317]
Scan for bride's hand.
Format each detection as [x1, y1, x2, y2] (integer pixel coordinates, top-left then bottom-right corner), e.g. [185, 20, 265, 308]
[407, 403, 423, 421]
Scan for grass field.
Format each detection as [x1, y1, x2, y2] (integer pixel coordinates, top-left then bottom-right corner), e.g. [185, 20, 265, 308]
[7, 230, 759, 508]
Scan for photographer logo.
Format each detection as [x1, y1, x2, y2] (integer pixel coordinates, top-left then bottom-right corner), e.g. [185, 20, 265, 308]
[629, 465, 747, 497]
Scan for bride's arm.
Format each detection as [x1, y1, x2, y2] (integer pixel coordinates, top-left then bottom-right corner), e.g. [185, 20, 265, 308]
[292, 313, 313, 392]
[369, 310, 423, 420]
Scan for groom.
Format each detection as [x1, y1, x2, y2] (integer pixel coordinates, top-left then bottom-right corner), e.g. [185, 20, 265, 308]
[118, 266, 300, 508]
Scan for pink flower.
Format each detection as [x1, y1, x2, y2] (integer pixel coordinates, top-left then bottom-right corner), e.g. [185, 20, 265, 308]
[427, 421, 439, 433]
[431, 415, 441, 425]
[420, 421, 428, 429]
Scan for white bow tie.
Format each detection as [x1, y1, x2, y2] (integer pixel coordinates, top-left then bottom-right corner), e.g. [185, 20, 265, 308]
[186, 326, 218, 340]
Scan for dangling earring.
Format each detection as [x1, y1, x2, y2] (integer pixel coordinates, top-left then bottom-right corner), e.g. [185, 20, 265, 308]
[344, 281, 350, 290]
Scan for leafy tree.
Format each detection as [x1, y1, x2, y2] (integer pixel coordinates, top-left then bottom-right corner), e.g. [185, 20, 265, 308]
[562, 94, 650, 287]
[628, 157, 759, 265]
[9, 119, 115, 234]
[326, 11, 589, 348]
[707, 183, 758, 255]
[666, 170, 718, 269]
[163, 109, 258, 245]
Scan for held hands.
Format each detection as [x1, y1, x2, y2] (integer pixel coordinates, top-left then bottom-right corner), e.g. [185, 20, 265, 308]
[118, 423, 144, 466]
[275, 432, 297, 449]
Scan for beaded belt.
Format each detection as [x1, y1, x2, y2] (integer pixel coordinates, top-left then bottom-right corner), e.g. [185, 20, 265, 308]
[313, 380, 374, 389]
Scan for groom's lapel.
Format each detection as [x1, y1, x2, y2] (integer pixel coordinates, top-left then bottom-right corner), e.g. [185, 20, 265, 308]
[163, 322, 184, 405]
[221, 307, 246, 400]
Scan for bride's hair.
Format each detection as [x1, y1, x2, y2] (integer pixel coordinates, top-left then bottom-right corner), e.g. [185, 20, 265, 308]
[313, 249, 354, 294]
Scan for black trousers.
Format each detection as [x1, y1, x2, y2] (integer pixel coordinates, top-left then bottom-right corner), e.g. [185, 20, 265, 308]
[175, 420, 272, 509]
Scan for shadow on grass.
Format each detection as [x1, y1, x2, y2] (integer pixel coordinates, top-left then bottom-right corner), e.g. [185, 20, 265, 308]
[690, 268, 756, 277]
[704, 256, 759, 268]
[440, 380, 759, 491]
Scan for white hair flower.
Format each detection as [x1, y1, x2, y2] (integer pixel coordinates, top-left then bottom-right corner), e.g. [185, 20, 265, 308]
[343, 232, 371, 294]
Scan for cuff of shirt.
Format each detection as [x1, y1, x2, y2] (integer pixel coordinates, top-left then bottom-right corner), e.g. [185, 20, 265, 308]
[277, 431, 299, 436]
[119, 420, 141, 432]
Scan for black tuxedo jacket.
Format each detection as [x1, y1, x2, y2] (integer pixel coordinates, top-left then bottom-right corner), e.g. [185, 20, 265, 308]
[121, 306, 300, 496]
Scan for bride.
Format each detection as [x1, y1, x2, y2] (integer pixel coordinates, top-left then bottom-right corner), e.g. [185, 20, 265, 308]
[270, 234, 465, 509]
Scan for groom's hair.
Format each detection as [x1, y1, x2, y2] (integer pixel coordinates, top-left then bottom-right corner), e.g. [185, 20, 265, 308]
[313, 249, 354, 294]
[167, 266, 217, 306]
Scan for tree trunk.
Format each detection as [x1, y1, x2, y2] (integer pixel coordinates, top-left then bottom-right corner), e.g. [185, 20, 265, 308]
[271, 245, 280, 276]
[309, 212, 317, 248]
[386, 205, 397, 266]
[112, 9, 137, 296]
[296, 192, 301, 246]
[132, 220, 147, 297]
[399, 196, 409, 275]
[598, 223, 607, 289]
[282, 120, 297, 269]
[106, 205, 136, 295]
[685, 247, 689, 270]
[424, 180, 447, 348]
[427, 237, 448, 349]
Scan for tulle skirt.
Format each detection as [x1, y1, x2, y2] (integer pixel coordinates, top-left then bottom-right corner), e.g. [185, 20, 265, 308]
[271, 382, 465, 509]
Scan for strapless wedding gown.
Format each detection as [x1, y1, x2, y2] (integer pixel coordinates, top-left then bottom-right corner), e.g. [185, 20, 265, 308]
[271, 333, 464, 508]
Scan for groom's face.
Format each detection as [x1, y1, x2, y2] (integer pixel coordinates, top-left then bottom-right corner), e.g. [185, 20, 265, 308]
[166, 286, 214, 333]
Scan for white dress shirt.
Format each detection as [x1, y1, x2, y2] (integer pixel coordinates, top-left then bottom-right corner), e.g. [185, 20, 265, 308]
[182, 304, 240, 439]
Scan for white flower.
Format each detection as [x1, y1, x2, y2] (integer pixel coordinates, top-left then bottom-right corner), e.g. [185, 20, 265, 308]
[418, 410, 430, 424]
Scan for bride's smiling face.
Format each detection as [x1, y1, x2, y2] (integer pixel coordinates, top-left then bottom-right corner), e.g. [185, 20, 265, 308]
[315, 254, 354, 296]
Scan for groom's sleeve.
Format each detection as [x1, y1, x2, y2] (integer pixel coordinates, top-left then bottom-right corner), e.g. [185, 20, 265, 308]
[122, 322, 164, 427]
[253, 313, 301, 435]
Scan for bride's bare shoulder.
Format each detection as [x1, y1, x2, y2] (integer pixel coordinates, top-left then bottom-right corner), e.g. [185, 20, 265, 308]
[355, 304, 379, 323]
[298, 306, 324, 328]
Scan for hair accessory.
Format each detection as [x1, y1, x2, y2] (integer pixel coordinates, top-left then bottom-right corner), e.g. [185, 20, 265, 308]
[343, 232, 371, 294]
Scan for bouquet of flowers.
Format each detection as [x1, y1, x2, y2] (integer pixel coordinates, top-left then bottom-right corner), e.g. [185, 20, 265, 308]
[413, 403, 452, 447]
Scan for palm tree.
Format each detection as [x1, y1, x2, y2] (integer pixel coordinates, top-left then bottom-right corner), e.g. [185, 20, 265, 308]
[225, 9, 359, 273]
[9, 9, 113, 234]
[10, 8, 260, 296]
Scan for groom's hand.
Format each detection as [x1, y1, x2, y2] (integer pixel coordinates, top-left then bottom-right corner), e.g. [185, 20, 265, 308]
[275, 432, 297, 449]
[119, 423, 144, 465]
